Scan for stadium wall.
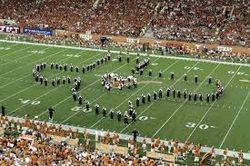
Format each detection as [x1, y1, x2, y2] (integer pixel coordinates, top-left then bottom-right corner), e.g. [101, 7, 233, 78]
[0, 23, 249, 55]
[53, 29, 250, 56]
[89, 34, 250, 56]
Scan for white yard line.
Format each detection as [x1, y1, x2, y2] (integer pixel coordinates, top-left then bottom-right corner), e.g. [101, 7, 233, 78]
[1, 39, 250, 67]
[89, 59, 178, 129]
[0, 47, 65, 77]
[0, 48, 77, 102]
[0, 48, 54, 88]
[185, 66, 242, 142]
[0, 47, 51, 66]
[35, 80, 101, 119]
[219, 90, 250, 148]
[0, 48, 66, 89]
[151, 63, 221, 137]
[7, 50, 99, 116]
[60, 93, 106, 124]
[89, 57, 163, 127]
[120, 61, 204, 133]
[0, 45, 33, 58]
[34, 55, 137, 120]
[0, 43, 17, 55]
[0, 73, 35, 89]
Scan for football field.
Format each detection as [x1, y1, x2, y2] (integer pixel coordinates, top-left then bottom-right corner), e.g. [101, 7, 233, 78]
[0, 40, 250, 153]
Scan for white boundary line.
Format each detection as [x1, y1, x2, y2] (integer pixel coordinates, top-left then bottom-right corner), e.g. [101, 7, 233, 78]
[151, 63, 221, 137]
[185, 66, 242, 142]
[7, 50, 100, 116]
[219, 90, 250, 148]
[0, 39, 250, 67]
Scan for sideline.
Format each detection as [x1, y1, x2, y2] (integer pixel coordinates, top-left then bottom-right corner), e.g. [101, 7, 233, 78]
[5, 115, 250, 160]
[0, 39, 250, 67]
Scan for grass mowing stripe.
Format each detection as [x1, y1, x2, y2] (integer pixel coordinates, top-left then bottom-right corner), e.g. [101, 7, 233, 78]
[33, 54, 136, 120]
[120, 61, 202, 133]
[6, 50, 98, 116]
[89, 58, 176, 129]
[185, 66, 242, 142]
[219, 90, 250, 148]
[151, 63, 221, 137]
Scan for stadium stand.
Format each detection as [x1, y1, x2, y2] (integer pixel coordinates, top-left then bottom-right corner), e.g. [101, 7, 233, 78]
[0, 115, 246, 165]
[0, 0, 249, 46]
[0, 116, 174, 165]
[151, 0, 250, 47]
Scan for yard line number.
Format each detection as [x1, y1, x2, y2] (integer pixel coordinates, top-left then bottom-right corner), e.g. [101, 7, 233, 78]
[0, 47, 11, 50]
[184, 66, 200, 71]
[29, 50, 45, 54]
[65, 54, 81, 58]
[227, 71, 245, 75]
[139, 116, 157, 121]
[139, 116, 148, 121]
[185, 122, 215, 130]
[71, 106, 92, 113]
[18, 98, 40, 105]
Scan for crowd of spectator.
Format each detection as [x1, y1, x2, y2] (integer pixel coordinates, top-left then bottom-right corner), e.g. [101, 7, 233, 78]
[0, 116, 169, 165]
[0, 0, 249, 47]
[0, 0, 156, 37]
[151, 0, 250, 47]
[0, 115, 246, 165]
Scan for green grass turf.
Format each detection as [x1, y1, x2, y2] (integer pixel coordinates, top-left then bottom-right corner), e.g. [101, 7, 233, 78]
[0, 41, 249, 153]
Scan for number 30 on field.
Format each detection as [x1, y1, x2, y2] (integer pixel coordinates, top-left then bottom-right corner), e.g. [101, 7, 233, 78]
[185, 122, 213, 130]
